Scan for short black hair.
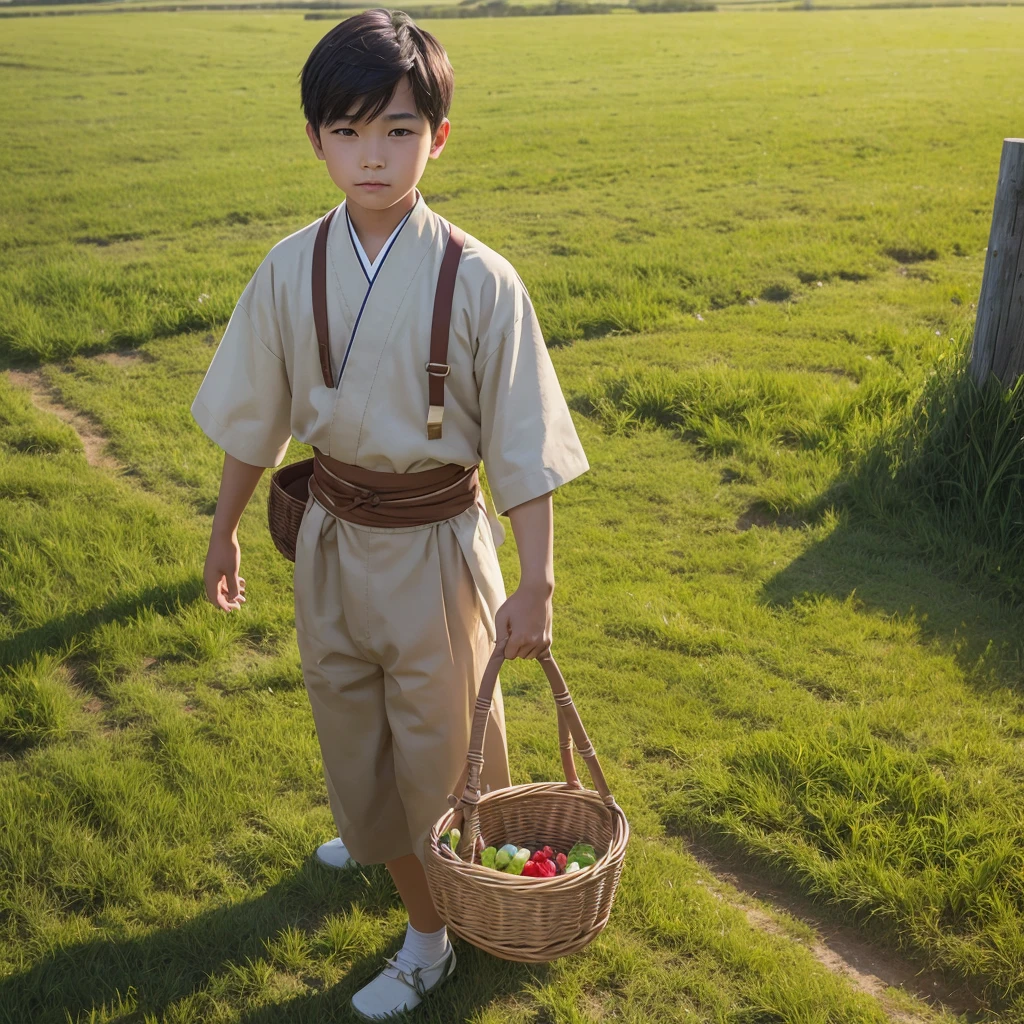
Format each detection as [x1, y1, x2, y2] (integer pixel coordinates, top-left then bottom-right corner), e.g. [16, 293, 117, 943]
[300, 9, 454, 138]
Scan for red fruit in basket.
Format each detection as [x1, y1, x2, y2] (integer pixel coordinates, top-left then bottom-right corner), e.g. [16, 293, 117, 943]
[535, 858, 557, 877]
[556, 852, 567, 870]
[531, 849, 549, 862]
[541, 846, 554, 860]
[521, 861, 542, 877]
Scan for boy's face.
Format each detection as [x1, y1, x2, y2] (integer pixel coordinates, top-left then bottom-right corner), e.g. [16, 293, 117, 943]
[305, 75, 449, 211]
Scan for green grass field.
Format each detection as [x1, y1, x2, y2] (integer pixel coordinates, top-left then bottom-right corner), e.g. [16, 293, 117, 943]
[3, 0, 1022, 16]
[2, 7, 1024, 1023]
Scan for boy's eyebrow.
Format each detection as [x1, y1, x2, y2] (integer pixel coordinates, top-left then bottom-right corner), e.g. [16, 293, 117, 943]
[332, 110, 421, 124]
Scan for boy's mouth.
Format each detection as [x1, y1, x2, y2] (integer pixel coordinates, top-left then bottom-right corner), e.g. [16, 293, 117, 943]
[356, 181, 389, 189]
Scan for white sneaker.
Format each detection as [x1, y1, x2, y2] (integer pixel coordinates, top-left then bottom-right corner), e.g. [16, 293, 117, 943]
[315, 837, 359, 870]
[350, 940, 457, 1020]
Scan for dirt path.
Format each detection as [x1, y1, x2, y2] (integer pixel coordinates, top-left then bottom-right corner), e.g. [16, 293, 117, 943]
[681, 836, 986, 1023]
[7, 365, 123, 471]
[6, 350, 158, 476]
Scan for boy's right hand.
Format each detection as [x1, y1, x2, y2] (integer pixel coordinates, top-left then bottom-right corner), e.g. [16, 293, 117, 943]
[204, 532, 246, 612]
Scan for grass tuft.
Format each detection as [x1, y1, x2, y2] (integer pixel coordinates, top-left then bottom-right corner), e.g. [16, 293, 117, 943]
[847, 343, 1024, 602]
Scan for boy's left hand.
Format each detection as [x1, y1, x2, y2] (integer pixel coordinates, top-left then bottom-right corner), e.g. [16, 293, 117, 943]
[495, 582, 553, 660]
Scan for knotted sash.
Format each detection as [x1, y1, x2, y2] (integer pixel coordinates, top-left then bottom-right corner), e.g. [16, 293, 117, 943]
[309, 446, 481, 528]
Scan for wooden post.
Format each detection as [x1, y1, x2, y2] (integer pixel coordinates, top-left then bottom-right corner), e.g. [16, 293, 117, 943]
[970, 138, 1024, 387]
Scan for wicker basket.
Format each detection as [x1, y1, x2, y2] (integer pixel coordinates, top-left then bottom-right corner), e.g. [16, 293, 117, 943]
[425, 640, 630, 962]
[267, 457, 314, 562]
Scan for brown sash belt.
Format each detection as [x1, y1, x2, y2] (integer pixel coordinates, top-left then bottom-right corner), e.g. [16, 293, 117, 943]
[309, 446, 481, 528]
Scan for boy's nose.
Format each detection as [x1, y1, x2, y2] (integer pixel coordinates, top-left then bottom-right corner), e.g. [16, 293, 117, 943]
[362, 152, 385, 170]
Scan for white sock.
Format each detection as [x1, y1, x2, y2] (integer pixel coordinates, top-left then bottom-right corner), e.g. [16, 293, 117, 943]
[395, 921, 448, 972]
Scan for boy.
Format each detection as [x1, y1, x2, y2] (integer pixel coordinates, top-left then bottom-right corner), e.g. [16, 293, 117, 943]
[192, 8, 588, 1019]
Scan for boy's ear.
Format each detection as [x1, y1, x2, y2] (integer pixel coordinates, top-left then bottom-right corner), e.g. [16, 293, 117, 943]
[305, 121, 325, 161]
[428, 118, 450, 160]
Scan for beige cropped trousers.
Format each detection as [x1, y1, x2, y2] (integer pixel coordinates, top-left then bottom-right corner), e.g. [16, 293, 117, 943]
[293, 493, 512, 868]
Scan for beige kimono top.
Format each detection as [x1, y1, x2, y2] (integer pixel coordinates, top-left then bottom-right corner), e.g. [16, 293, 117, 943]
[191, 192, 589, 636]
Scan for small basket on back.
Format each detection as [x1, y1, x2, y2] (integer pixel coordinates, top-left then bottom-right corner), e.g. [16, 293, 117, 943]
[425, 639, 630, 962]
[267, 458, 314, 562]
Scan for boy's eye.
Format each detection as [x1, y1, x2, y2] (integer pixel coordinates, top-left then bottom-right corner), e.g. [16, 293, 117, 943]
[334, 128, 356, 137]
[389, 128, 412, 137]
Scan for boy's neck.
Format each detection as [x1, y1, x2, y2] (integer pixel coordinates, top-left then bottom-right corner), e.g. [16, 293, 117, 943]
[345, 188, 420, 263]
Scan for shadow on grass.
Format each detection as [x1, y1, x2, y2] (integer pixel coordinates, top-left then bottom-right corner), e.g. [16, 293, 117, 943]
[0, 577, 204, 672]
[758, 358, 1024, 691]
[759, 514, 1024, 694]
[1, 857, 550, 1024]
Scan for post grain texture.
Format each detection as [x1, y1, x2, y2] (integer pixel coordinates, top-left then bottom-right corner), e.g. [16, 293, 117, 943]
[970, 138, 1024, 387]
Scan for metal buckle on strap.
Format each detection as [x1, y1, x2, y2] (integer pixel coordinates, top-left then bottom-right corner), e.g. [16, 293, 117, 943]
[425, 362, 451, 377]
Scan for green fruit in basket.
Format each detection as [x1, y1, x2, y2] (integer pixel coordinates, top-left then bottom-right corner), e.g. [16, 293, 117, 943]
[506, 847, 531, 875]
[481, 846, 496, 869]
[566, 842, 597, 869]
[449, 828, 461, 852]
[565, 861, 581, 874]
[494, 847, 513, 870]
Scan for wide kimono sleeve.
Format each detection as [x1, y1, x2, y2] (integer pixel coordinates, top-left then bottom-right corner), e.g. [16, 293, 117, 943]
[475, 272, 589, 516]
[190, 255, 293, 469]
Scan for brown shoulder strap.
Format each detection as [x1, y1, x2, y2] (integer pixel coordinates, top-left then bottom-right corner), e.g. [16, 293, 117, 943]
[312, 207, 338, 389]
[426, 222, 466, 440]
[314, 208, 464, 412]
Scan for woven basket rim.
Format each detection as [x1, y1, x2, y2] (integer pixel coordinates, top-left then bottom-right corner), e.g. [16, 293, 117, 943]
[427, 780, 629, 888]
[428, 846, 625, 887]
[430, 781, 622, 835]
[438, 780, 613, 808]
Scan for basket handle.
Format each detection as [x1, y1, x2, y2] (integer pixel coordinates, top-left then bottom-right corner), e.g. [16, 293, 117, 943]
[447, 638, 622, 846]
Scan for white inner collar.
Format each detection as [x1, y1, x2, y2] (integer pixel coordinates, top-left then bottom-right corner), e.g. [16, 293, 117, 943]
[344, 201, 415, 281]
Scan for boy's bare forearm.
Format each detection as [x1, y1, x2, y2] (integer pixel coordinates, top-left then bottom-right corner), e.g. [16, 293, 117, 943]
[212, 452, 266, 539]
[496, 491, 554, 658]
[505, 491, 554, 593]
